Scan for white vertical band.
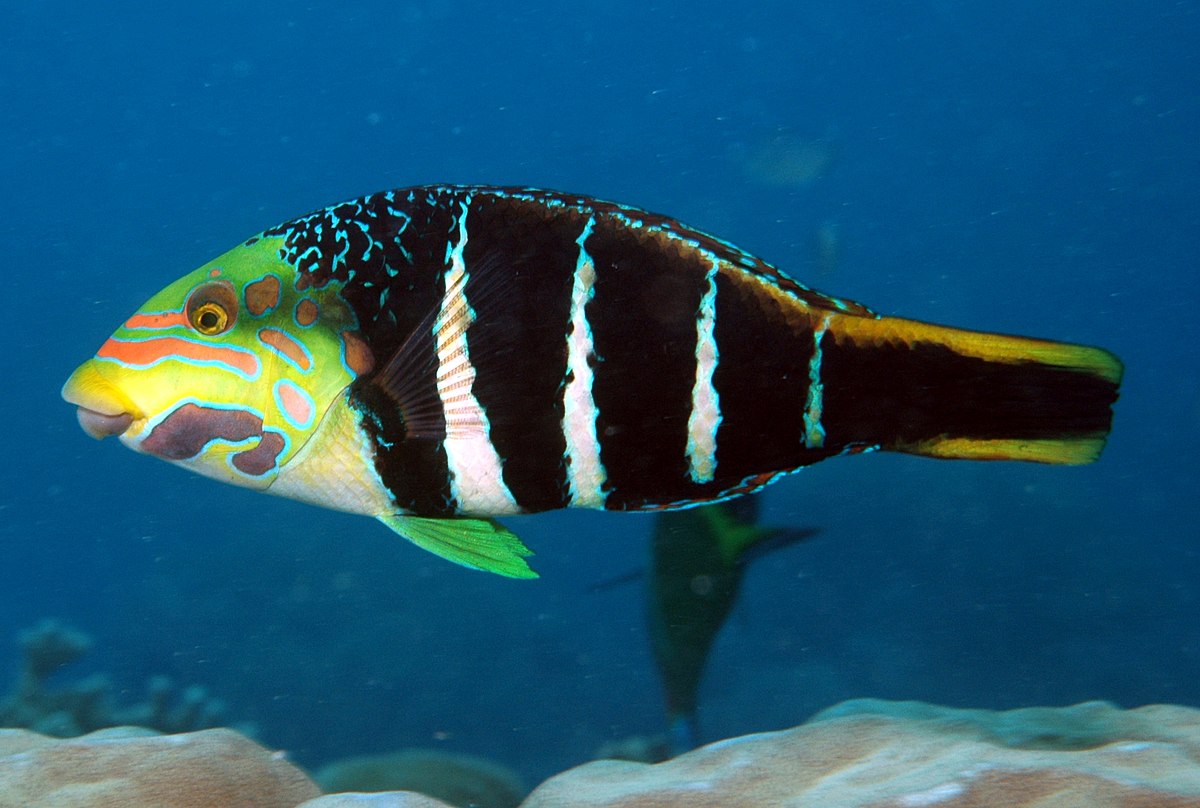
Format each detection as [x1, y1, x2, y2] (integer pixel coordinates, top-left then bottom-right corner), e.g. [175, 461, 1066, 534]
[803, 314, 831, 449]
[562, 217, 608, 508]
[686, 258, 721, 483]
[436, 199, 519, 514]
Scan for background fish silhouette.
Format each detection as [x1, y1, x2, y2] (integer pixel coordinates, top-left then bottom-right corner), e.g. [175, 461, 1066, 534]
[646, 496, 817, 753]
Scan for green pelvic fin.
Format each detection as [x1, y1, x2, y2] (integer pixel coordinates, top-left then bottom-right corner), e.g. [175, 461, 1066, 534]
[700, 506, 777, 568]
[378, 514, 539, 579]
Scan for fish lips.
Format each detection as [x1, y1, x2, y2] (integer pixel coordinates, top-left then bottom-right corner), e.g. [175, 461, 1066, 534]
[75, 408, 134, 439]
[61, 361, 142, 440]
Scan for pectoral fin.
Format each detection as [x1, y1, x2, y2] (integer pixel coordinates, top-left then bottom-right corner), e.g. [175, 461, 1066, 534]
[700, 505, 818, 568]
[378, 513, 539, 579]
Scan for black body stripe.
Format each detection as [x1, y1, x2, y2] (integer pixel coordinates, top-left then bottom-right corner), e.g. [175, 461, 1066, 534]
[460, 194, 579, 511]
[585, 213, 709, 509]
[350, 380, 454, 515]
[340, 193, 459, 515]
[710, 272, 832, 483]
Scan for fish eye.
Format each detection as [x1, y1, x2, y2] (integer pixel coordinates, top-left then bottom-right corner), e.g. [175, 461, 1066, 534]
[193, 303, 228, 334]
[186, 281, 239, 336]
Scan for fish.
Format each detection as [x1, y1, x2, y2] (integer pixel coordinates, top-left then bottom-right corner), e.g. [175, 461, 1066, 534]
[588, 496, 816, 751]
[61, 185, 1123, 578]
[645, 495, 817, 753]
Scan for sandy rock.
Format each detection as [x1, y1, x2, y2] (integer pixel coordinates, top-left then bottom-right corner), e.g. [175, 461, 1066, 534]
[0, 726, 320, 808]
[314, 748, 525, 807]
[299, 793, 456, 807]
[812, 697, 1200, 753]
[522, 701, 1200, 807]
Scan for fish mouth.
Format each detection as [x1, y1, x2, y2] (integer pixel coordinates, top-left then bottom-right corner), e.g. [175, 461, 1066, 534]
[61, 361, 143, 440]
[74, 407, 134, 439]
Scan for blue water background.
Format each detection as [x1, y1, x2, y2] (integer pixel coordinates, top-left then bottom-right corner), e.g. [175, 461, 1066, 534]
[2, 0, 1197, 782]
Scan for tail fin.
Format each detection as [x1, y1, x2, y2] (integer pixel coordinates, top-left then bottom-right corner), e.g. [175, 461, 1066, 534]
[820, 315, 1123, 464]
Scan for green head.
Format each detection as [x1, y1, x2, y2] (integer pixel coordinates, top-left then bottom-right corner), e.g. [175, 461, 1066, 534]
[61, 236, 374, 489]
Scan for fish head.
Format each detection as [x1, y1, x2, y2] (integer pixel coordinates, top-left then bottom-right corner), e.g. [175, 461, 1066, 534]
[62, 236, 374, 490]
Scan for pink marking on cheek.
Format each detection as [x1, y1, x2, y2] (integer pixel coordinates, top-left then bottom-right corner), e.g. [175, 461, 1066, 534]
[275, 380, 314, 430]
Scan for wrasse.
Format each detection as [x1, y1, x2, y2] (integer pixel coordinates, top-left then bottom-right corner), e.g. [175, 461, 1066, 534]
[62, 186, 1123, 578]
[647, 496, 818, 753]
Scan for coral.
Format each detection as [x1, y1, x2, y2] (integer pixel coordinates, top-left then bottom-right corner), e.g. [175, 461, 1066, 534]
[810, 697, 1200, 751]
[314, 749, 525, 808]
[298, 795, 456, 808]
[0, 619, 230, 737]
[521, 700, 1200, 807]
[591, 734, 672, 764]
[5, 701, 1200, 806]
[0, 726, 319, 807]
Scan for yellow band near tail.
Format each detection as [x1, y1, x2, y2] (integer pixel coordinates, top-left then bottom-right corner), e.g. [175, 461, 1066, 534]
[827, 314, 1124, 384]
[906, 435, 1111, 465]
[819, 313, 1123, 465]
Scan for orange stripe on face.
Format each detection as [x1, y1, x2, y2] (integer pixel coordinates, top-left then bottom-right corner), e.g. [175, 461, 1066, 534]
[97, 337, 261, 378]
[125, 311, 189, 330]
[259, 328, 312, 371]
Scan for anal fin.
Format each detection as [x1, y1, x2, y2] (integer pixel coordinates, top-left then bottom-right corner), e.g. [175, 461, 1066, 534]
[379, 513, 538, 579]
